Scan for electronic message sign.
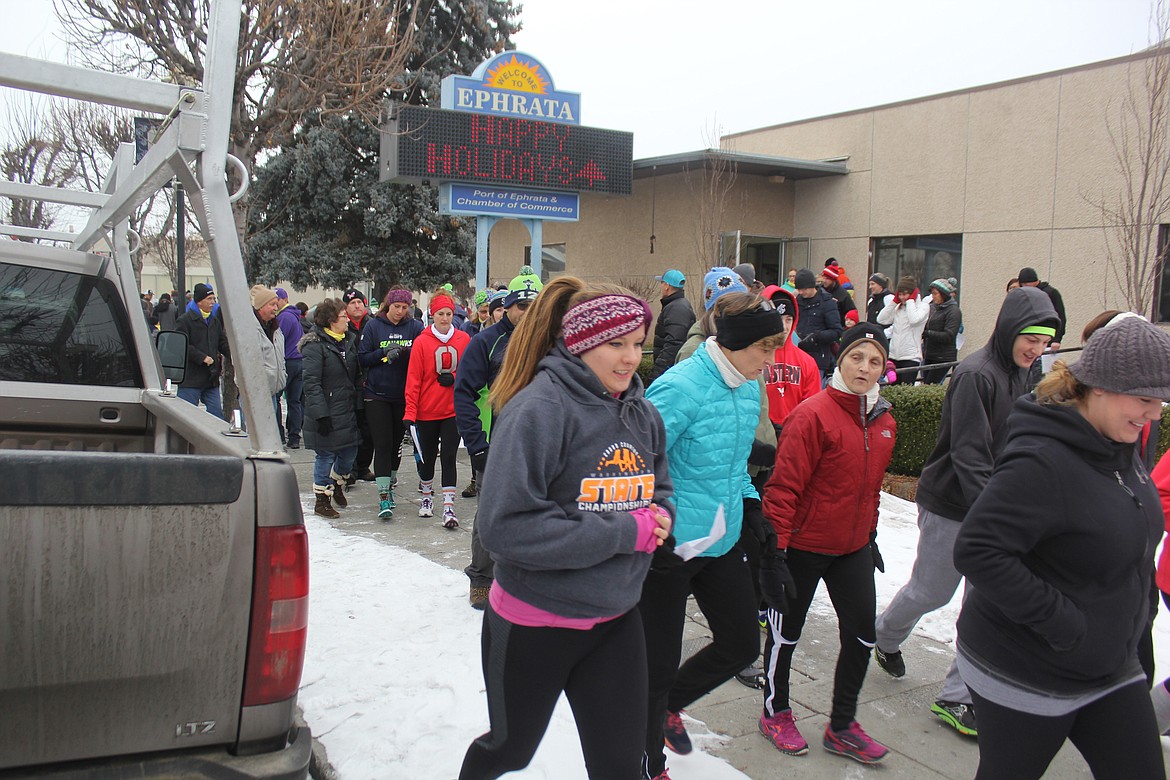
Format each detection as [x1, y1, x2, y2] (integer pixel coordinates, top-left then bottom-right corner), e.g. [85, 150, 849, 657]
[381, 104, 633, 196]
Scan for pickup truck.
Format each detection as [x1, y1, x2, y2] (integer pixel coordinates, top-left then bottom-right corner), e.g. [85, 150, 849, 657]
[0, 1, 311, 776]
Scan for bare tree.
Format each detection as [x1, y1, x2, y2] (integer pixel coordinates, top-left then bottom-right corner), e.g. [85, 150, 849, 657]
[1095, 0, 1170, 314]
[683, 121, 741, 302]
[143, 219, 207, 293]
[1, 99, 77, 238]
[51, 100, 163, 283]
[616, 276, 662, 304]
[54, 0, 420, 194]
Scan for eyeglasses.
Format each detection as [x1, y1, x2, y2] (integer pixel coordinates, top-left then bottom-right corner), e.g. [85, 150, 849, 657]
[514, 300, 532, 309]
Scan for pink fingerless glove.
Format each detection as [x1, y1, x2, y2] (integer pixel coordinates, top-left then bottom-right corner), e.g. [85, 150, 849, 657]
[632, 507, 665, 554]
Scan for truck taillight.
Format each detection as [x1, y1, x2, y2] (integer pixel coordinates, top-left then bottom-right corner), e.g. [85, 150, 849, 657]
[243, 525, 309, 707]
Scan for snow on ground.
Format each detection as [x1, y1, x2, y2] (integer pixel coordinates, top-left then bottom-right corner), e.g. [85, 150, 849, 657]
[298, 491, 1170, 779]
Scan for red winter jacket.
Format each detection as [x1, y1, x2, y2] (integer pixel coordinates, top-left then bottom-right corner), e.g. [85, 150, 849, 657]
[763, 387, 896, 555]
[760, 285, 823, 427]
[404, 325, 470, 422]
[1153, 452, 1170, 595]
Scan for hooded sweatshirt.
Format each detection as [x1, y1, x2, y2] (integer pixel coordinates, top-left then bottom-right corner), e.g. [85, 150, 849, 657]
[954, 396, 1160, 695]
[762, 286, 822, 426]
[357, 312, 424, 402]
[916, 287, 1060, 522]
[477, 343, 674, 619]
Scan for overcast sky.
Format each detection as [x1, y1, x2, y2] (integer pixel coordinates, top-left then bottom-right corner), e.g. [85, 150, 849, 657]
[0, 0, 1159, 159]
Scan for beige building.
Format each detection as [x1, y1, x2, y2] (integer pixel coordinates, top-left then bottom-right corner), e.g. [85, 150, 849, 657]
[488, 49, 1170, 354]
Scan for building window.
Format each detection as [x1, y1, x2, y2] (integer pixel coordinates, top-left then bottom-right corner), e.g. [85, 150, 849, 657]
[872, 234, 962, 293]
[719, 231, 799, 287]
[1155, 225, 1170, 323]
[523, 243, 567, 282]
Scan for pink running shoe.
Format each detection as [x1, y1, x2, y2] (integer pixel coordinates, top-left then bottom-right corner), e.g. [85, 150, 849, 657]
[758, 709, 809, 755]
[823, 721, 890, 764]
[662, 710, 692, 755]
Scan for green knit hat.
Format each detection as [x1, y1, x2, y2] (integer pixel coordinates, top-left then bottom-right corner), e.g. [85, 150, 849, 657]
[504, 265, 543, 307]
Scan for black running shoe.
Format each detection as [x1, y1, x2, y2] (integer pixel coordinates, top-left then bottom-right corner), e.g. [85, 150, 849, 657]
[874, 647, 906, 678]
[735, 663, 765, 689]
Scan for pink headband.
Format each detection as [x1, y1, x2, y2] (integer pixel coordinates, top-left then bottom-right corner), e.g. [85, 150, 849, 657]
[562, 294, 652, 356]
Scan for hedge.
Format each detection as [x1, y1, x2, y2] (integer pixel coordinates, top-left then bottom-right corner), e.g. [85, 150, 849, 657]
[878, 385, 947, 476]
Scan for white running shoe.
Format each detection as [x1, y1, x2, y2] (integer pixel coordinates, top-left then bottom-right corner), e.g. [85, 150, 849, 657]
[419, 495, 434, 517]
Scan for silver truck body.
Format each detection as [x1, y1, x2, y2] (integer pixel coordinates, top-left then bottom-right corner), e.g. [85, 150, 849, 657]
[0, 2, 310, 776]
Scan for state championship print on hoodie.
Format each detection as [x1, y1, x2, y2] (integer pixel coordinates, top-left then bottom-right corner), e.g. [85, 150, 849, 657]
[576, 441, 656, 513]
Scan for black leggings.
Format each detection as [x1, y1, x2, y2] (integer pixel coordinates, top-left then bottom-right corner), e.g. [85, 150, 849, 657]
[459, 606, 647, 779]
[638, 547, 759, 777]
[365, 398, 407, 478]
[762, 545, 876, 731]
[969, 682, 1164, 779]
[412, 417, 459, 488]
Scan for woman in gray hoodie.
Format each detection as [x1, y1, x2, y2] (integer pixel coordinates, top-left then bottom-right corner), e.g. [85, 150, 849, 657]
[459, 277, 675, 780]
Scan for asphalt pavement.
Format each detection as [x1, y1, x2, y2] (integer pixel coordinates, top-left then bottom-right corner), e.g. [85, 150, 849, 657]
[286, 444, 1160, 779]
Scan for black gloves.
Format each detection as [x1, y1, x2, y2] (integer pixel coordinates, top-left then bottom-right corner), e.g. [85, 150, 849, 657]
[743, 497, 793, 613]
[651, 534, 683, 571]
[317, 416, 333, 435]
[382, 343, 405, 362]
[759, 550, 797, 614]
[470, 448, 489, 476]
[748, 440, 777, 469]
[741, 498, 776, 551]
[870, 530, 885, 573]
[437, 372, 455, 387]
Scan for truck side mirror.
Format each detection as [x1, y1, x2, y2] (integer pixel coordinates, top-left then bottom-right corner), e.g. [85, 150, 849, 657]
[155, 330, 187, 384]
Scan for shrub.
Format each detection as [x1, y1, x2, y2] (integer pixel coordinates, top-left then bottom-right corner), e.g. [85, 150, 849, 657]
[637, 352, 653, 385]
[880, 384, 947, 476]
[1159, 406, 1170, 463]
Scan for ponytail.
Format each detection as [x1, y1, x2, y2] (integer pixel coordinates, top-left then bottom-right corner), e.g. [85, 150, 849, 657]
[491, 277, 585, 411]
[490, 276, 643, 411]
[1034, 360, 1089, 406]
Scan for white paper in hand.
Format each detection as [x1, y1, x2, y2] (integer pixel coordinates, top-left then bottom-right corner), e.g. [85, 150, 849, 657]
[674, 504, 727, 561]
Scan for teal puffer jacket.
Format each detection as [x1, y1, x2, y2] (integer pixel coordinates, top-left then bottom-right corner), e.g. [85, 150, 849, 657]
[645, 341, 759, 558]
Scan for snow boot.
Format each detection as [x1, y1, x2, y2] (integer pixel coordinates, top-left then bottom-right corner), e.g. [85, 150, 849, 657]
[330, 470, 348, 508]
[313, 487, 339, 519]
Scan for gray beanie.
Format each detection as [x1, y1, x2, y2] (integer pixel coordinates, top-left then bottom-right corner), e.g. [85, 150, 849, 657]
[733, 263, 757, 287]
[1069, 317, 1170, 400]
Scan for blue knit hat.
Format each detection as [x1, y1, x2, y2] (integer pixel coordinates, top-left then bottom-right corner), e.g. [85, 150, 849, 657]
[702, 266, 749, 311]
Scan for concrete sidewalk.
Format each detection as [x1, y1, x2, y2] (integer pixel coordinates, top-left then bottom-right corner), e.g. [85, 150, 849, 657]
[287, 445, 1163, 779]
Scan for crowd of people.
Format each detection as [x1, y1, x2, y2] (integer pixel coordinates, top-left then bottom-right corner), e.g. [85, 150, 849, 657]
[149, 259, 1170, 779]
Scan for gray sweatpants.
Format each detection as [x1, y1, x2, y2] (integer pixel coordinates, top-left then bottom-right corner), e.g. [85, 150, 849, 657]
[874, 505, 971, 704]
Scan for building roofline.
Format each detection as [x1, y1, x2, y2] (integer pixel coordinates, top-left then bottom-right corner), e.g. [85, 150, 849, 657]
[725, 46, 1167, 140]
[634, 148, 848, 180]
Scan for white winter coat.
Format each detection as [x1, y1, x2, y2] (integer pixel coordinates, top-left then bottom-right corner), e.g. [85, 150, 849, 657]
[878, 296, 929, 361]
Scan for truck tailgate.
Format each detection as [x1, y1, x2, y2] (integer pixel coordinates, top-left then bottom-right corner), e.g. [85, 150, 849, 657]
[0, 451, 254, 769]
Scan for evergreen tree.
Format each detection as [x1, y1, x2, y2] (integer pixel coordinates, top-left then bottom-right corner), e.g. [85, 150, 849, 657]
[247, 0, 520, 294]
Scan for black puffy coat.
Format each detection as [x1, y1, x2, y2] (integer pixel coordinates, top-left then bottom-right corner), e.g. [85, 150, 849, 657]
[649, 291, 696, 383]
[794, 287, 843, 375]
[922, 298, 962, 364]
[299, 326, 362, 452]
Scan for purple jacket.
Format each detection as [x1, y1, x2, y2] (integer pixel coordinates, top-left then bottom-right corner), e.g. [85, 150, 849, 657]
[275, 304, 305, 360]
